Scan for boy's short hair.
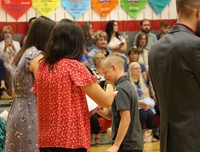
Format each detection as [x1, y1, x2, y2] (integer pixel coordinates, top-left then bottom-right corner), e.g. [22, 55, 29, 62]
[101, 53, 125, 70]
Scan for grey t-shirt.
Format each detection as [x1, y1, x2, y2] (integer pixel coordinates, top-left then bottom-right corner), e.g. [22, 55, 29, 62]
[112, 75, 143, 150]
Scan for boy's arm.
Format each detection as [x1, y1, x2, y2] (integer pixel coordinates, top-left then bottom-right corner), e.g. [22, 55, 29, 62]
[107, 110, 131, 152]
[97, 107, 112, 120]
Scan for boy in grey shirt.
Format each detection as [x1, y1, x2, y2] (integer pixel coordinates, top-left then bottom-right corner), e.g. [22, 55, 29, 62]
[98, 54, 143, 152]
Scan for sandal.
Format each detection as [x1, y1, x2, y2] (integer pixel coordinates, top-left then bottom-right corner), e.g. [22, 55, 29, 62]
[0, 88, 13, 100]
[94, 137, 100, 147]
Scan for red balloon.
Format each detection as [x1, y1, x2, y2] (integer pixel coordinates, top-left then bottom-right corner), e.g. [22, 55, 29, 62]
[1, 0, 32, 20]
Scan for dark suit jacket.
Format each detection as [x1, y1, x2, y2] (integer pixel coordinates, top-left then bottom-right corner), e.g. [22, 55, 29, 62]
[149, 24, 200, 152]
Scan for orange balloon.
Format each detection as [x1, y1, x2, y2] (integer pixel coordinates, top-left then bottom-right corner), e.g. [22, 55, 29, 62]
[91, 0, 118, 17]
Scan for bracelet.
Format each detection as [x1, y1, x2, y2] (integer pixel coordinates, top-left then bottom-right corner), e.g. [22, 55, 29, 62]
[104, 82, 115, 91]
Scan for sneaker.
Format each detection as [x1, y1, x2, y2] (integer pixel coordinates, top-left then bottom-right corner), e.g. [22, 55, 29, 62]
[152, 137, 158, 142]
[143, 129, 153, 143]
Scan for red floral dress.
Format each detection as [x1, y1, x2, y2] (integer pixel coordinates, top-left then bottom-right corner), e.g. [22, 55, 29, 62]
[34, 59, 96, 152]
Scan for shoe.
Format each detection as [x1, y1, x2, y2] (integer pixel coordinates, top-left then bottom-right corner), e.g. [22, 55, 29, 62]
[144, 136, 152, 143]
[152, 137, 158, 142]
[94, 137, 100, 147]
[1, 95, 13, 100]
[1, 88, 13, 100]
[143, 129, 153, 143]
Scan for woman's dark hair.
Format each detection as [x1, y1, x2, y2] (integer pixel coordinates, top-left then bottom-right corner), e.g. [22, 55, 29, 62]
[136, 33, 148, 48]
[81, 22, 93, 45]
[13, 16, 56, 66]
[28, 17, 37, 23]
[44, 19, 85, 69]
[105, 20, 121, 43]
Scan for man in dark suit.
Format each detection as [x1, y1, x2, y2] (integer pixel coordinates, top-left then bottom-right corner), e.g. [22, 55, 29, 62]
[148, 0, 200, 152]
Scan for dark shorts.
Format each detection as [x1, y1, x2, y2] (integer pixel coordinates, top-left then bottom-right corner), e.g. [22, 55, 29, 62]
[118, 146, 143, 152]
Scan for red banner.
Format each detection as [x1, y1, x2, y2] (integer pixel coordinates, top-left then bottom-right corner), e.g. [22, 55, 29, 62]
[1, 0, 32, 20]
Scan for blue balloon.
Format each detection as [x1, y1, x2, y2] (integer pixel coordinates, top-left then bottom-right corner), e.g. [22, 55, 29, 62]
[62, 0, 90, 19]
[61, 0, 90, 19]
[149, 0, 171, 14]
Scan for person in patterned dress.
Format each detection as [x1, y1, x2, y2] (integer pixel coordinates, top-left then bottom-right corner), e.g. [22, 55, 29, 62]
[5, 16, 56, 152]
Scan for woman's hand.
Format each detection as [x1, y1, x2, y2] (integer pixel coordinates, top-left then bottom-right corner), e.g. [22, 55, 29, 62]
[138, 102, 149, 111]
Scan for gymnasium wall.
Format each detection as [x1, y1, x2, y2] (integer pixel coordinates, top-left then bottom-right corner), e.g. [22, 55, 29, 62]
[0, 0, 177, 32]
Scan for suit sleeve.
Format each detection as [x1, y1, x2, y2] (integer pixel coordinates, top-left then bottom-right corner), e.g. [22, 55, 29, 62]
[192, 41, 200, 84]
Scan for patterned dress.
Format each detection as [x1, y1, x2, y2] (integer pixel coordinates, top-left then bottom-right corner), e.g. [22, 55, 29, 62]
[5, 47, 41, 152]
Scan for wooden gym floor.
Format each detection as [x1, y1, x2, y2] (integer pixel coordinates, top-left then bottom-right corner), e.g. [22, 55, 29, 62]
[91, 141, 160, 152]
[1, 100, 160, 152]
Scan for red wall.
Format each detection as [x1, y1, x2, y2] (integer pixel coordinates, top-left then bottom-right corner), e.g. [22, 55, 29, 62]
[0, 19, 177, 34]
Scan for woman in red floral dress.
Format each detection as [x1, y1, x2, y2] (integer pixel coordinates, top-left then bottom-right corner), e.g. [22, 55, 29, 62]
[34, 19, 115, 152]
